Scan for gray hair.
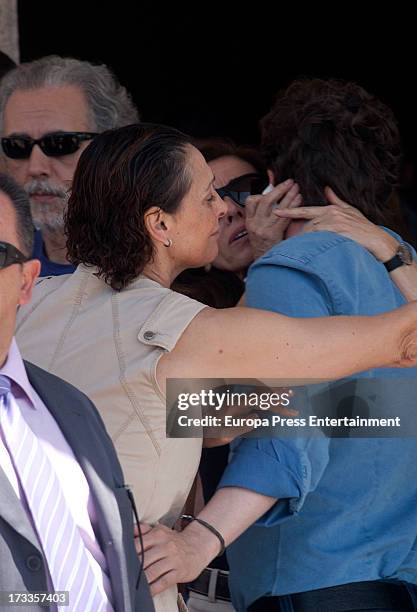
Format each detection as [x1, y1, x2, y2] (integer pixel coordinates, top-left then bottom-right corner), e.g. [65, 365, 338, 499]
[0, 55, 140, 132]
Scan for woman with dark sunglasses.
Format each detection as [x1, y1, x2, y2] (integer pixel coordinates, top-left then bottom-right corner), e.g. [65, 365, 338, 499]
[172, 139, 301, 310]
[15, 123, 417, 612]
[195, 138, 275, 278]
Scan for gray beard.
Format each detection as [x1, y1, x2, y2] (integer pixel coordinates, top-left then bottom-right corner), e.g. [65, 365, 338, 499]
[25, 179, 68, 233]
[30, 197, 66, 233]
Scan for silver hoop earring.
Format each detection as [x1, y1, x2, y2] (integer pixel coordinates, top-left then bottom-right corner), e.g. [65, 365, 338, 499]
[164, 238, 173, 248]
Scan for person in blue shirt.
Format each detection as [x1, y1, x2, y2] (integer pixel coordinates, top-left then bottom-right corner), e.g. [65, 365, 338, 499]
[139, 81, 417, 612]
[0, 55, 140, 276]
[217, 79, 417, 612]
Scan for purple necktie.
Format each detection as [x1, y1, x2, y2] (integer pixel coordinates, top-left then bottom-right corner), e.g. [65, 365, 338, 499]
[0, 374, 114, 612]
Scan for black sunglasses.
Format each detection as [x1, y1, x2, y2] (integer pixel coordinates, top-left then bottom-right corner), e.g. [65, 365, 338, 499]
[216, 173, 269, 208]
[0, 241, 29, 269]
[1, 131, 98, 159]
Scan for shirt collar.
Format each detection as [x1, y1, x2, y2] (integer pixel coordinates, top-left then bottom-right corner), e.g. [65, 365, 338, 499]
[0, 338, 37, 408]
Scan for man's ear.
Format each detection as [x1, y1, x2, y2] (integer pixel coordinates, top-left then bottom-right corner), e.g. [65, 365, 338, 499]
[144, 206, 171, 246]
[267, 169, 275, 186]
[18, 259, 41, 307]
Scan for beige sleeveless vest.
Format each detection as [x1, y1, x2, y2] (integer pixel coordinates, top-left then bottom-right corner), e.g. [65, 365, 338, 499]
[16, 264, 207, 612]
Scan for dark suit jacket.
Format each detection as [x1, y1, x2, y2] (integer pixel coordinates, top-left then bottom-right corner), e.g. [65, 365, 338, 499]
[0, 361, 154, 612]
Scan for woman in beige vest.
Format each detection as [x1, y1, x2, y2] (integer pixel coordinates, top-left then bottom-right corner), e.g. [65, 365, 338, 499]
[16, 123, 417, 612]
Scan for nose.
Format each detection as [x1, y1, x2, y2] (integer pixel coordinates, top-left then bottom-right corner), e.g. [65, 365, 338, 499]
[27, 144, 52, 179]
[223, 197, 244, 223]
[216, 191, 228, 220]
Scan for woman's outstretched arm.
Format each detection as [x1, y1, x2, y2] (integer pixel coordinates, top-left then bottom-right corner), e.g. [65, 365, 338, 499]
[157, 301, 417, 387]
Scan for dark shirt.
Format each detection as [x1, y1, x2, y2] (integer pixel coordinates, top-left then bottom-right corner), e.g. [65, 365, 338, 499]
[32, 230, 76, 277]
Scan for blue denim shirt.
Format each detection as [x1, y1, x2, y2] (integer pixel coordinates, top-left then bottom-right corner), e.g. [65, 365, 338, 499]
[218, 230, 417, 611]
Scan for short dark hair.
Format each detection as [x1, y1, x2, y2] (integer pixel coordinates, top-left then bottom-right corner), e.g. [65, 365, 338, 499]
[65, 123, 192, 290]
[261, 78, 402, 225]
[0, 172, 34, 256]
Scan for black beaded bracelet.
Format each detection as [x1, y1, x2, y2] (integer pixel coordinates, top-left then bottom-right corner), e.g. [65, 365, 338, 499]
[180, 514, 226, 557]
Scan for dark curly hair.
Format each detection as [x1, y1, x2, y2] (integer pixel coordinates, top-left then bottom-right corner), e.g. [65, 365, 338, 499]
[65, 123, 192, 290]
[261, 79, 402, 226]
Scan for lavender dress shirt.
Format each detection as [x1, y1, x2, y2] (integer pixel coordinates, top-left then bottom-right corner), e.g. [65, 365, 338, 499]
[0, 338, 114, 606]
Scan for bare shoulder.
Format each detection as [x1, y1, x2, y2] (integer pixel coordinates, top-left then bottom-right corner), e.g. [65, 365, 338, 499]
[156, 305, 277, 385]
[175, 306, 261, 342]
[166, 306, 277, 355]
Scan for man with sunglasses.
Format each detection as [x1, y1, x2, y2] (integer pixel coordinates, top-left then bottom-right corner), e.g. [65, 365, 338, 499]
[0, 172, 154, 611]
[0, 55, 139, 276]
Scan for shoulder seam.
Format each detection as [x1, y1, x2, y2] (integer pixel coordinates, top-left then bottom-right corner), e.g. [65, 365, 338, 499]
[261, 233, 352, 266]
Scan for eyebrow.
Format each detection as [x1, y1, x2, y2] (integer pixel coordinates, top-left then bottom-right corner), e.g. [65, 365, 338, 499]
[5, 130, 69, 138]
[4, 132, 31, 138]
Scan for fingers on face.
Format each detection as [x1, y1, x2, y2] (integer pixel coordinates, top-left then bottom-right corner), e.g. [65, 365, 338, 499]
[244, 195, 262, 218]
[264, 180, 296, 211]
[285, 183, 300, 201]
[246, 176, 299, 210]
[277, 190, 302, 211]
[268, 179, 295, 201]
